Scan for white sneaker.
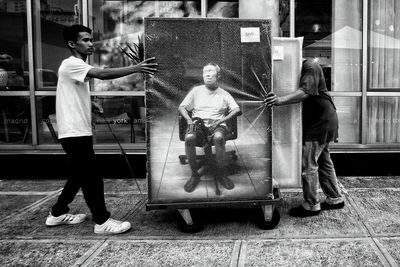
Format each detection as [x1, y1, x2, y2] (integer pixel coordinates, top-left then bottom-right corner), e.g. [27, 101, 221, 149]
[45, 212, 86, 226]
[94, 218, 131, 235]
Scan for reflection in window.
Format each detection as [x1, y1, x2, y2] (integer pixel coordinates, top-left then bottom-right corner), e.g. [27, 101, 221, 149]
[0, 96, 31, 144]
[369, 0, 400, 90]
[36, 95, 145, 144]
[296, 0, 332, 88]
[207, 0, 238, 18]
[279, 0, 290, 37]
[33, 0, 79, 90]
[91, 1, 201, 92]
[36, 96, 58, 144]
[159, 1, 200, 17]
[0, 0, 29, 90]
[367, 1, 400, 144]
[92, 96, 145, 144]
[332, 0, 362, 92]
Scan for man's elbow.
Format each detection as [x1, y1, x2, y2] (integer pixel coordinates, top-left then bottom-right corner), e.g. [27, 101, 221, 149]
[232, 107, 241, 116]
[178, 106, 187, 114]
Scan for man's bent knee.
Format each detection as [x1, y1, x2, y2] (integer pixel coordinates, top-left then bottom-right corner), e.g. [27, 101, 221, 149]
[185, 133, 196, 146]
[213, 132, 225, 146]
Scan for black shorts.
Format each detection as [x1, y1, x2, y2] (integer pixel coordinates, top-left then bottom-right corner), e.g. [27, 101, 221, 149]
[186, 119, 229, 147]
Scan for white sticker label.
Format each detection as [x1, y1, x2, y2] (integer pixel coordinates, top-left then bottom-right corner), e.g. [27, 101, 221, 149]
[240, 27, 260, 43]
[273, 46, 284, 60]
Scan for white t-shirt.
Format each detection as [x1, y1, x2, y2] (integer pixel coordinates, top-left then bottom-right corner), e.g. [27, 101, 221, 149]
[56, 56, 94, 139]
[179, 85, 239, 126]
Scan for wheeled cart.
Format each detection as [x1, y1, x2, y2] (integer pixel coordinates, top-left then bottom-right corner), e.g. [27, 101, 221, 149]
[144, 18, 292, 232]
[147, 187, 282, 233]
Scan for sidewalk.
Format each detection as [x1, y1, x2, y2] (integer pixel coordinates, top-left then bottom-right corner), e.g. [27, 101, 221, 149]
[0, 177, 399, 266]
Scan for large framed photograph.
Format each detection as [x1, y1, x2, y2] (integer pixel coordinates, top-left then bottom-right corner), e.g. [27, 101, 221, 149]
[145, 18, 273, 207]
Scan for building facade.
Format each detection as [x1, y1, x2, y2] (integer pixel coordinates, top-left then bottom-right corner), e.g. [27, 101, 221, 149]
[0, 0, 398, 155]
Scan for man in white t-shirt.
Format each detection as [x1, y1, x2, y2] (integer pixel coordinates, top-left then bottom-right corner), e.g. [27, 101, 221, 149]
[179, 63, 241, 193]
[45, 24, 157, 234]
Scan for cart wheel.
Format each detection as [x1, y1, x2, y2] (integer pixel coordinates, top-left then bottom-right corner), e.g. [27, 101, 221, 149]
[179, 155, 187, 164]
[256, 205, 280, 230]
[177, 209, 203, 233]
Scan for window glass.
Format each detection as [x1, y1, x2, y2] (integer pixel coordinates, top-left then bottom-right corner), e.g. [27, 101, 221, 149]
[332, 97, 360, 143]
[296, 0, 362, 92]
[280, 0, 290, 37]
[367, 97, 400, 143]
[160, 1, 201, 17]
[207, 0, 238, 18]
[91, 1, 201, 92]
[36, 96, 57, 144]
[0, 0, 29, 91]
[369, 0, 400, 90]
[92, 96, 145, 144]
[32, 0, 81, 90]
[36, 95, 145, 144]
[0, 96, 31, 144]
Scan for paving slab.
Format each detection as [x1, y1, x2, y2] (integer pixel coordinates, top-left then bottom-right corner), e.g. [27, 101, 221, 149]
[340, 176, 400, 189]
[350, 189, 400, 235]
[0, 194, 143, 238]
[0, 179, 65, 192]
[248, 192, 368, 238]
[243, 239, 385, 267]
[87, 240, 236, 267]
[378, 237, 400, 265]
[0, 240, 96, 267]
[126, 206, 251, 239]
[103, 179, 147, 194]
[0, 195, 47, 221]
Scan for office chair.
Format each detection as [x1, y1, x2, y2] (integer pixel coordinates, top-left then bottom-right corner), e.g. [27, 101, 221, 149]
[178, 112, 240, 195]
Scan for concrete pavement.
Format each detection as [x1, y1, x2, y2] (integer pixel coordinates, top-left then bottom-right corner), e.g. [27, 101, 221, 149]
[0, 177, 399, 266]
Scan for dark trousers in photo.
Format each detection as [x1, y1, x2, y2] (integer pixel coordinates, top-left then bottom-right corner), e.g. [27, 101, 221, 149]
[51, 136, 110, 225]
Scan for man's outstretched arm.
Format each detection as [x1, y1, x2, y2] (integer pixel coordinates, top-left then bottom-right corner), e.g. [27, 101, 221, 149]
[263, 89, 308, 107]
[87, 57, 157, 80]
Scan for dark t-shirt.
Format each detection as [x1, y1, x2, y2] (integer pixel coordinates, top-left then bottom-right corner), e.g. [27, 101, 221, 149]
[300, 60, 338, 143]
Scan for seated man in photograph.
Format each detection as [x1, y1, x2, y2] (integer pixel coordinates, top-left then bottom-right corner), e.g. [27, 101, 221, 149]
[179, 62, 241, 193]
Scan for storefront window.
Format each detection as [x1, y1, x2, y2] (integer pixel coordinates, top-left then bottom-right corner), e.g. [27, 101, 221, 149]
[91, 0, 201, 92]
[296, 0, 362, 92]
[33, 0, 81, 90]
[296, 0, 332, 89]
[207, 0, 238, 18]
[36, 95, 145, 144]
[280, 0, 290, 37]
[0, 0, 29, 91]
[367, 1, 400, 144]
[367, 97, 400, 143]
[36, 96, 57, 144]
[333, 97, 360, 143]
[369, 0, 400, 90]
[0, 96, 31, 144]
[92, 96, 145, 144]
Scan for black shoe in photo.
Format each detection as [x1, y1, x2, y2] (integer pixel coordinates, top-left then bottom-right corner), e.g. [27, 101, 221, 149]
[289, 205, 321, 217]
[184, 173, 201, 193]
[218, 175, 234, 190]
[321, 201, 345, 210]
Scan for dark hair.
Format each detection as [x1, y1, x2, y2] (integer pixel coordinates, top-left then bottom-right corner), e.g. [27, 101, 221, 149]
[204, 62, 221, 76]
[63, 24, 92, 46]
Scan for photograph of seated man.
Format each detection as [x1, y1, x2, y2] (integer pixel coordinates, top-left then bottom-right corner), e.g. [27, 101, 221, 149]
[179, 63, 241, 193]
